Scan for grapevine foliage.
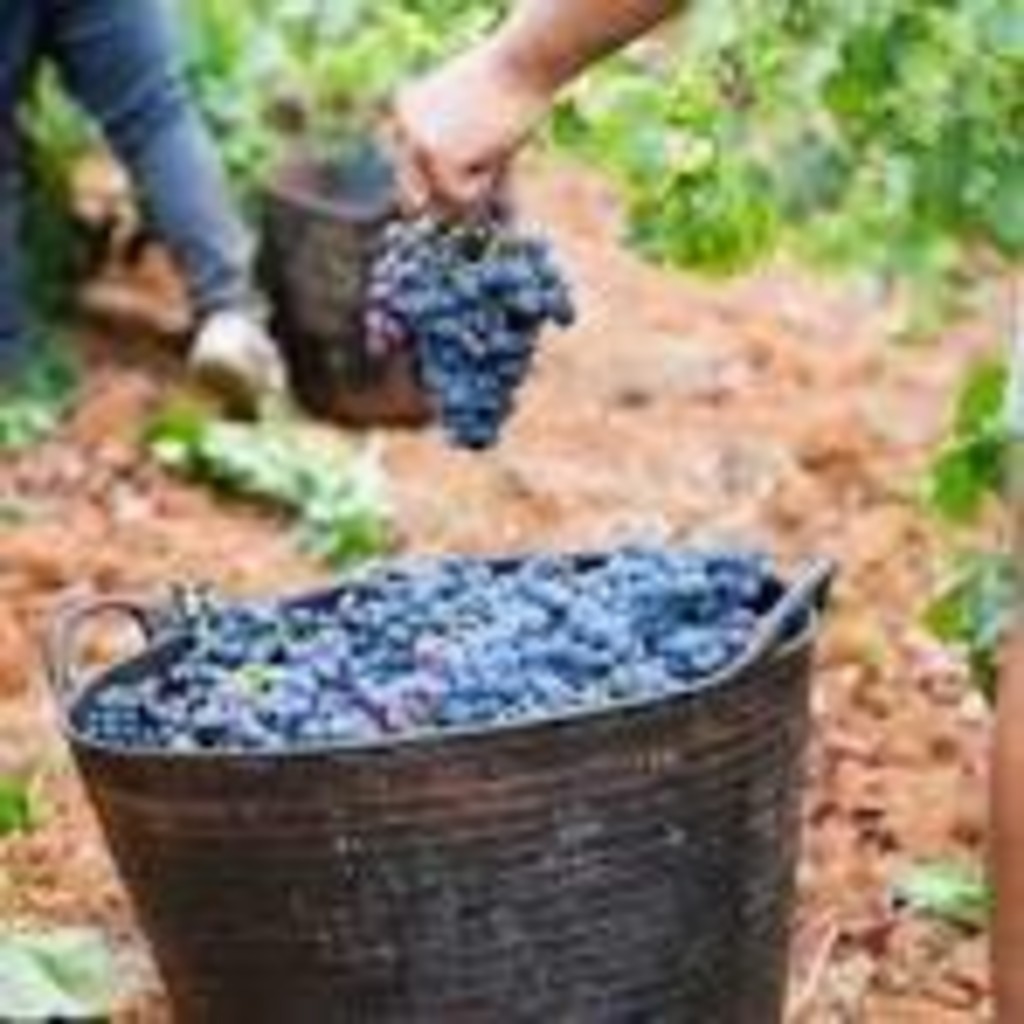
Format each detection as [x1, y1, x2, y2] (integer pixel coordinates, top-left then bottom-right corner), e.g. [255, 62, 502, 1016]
[179, 0, 501, 203]
[555, 0, 1022, 297]
[926, 356, 1014, 699]
[929, 358, 1008, 524]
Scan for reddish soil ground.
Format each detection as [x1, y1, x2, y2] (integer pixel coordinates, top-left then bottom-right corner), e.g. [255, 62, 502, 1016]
[0, 164, 994, 1021]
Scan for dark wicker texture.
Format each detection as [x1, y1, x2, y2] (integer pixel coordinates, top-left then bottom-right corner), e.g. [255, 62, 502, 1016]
[258, 149, 431, 427]
[52, 563, 829, 1024]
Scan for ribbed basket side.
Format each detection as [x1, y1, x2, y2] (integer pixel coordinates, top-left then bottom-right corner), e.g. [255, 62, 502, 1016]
[257, 157, 431, 427]
[74, 643, 812, 1024]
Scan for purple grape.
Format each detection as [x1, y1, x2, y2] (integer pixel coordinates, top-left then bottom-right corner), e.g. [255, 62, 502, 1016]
[365, 217, 576, 449]
[77, 547, 785, 753]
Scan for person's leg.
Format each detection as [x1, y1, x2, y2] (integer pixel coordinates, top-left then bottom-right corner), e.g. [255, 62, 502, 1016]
[44, 0, 284, 406]
[0, 131, 27, 378]
[0, 2, 44, 379]
[44, 0, 251, 316]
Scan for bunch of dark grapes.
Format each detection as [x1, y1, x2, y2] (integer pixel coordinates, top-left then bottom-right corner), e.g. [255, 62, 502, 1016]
[78, 547, 790, 753]
[366, 217, 575, 449]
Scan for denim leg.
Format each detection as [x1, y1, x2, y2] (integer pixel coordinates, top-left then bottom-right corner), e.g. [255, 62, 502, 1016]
[0, 126, 27, 373]
[44, 0, 256, 319]
[0, 0, 43, 372]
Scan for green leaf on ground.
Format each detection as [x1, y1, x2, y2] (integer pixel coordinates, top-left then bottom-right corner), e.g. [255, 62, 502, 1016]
[0, 776, 37, 838]
[0, 500, 33, 526]
[0, 928, 121, 1019]
[893, 861, 991, 931]
[145, 404, 392, 568]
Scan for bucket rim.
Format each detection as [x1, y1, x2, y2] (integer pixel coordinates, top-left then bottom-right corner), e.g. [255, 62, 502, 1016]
[262, 149, 395, 227]
[52, 548, 832, 763]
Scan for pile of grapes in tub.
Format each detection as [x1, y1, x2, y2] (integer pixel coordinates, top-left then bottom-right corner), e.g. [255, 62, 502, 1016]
[75, 547, 804, 752]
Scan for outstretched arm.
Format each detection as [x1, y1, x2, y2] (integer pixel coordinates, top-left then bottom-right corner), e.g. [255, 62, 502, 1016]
[488, 0, 682, 94]
[393, 0, 682, 212]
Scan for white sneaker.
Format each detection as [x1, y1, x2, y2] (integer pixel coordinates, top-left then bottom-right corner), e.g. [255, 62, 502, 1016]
[189, 310, 288, 414]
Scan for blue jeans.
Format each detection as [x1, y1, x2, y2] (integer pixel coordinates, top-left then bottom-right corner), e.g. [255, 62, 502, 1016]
[0, 0, 254, 370]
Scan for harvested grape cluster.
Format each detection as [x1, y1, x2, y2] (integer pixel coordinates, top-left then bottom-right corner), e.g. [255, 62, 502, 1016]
[366, 218, 575, 448]
[79, 548, 785, 753]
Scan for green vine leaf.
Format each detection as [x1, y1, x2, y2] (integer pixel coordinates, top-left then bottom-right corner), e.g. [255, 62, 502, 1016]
[927, 358, 1008, 524]
[925, 551, 1013, 702]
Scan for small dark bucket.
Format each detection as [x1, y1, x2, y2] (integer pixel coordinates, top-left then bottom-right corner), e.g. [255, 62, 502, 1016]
[257, 144, 431, 428]
[46, 557, 833, 1024]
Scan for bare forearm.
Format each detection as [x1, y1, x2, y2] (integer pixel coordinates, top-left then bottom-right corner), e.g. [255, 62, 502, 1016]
[392, 0, 683, 210]
[994, 615, 1024, 1018]
[488, 0, 683, 94]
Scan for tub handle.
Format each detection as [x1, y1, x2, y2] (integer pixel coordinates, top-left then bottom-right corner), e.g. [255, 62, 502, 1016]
[44, 595, 164, 707]
[729, 559, 836, 677]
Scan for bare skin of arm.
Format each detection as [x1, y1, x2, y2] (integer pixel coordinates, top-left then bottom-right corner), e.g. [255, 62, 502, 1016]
[487, 0, 683, 93]
[393, 0, 682, 211]
[993, 587, 1024, 1018]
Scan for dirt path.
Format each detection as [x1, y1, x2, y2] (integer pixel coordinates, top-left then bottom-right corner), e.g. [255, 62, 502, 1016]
[0, 164, 993, 1021]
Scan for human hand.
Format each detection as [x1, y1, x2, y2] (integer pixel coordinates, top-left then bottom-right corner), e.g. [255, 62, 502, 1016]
[391, 43, 556, 215]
